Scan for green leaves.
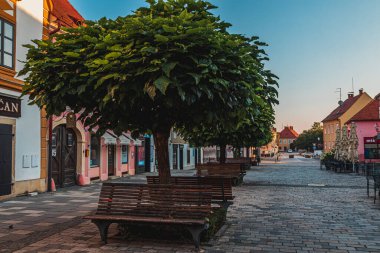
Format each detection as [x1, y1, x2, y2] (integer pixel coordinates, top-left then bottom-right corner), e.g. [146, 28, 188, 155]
[154, 76, 171, 94]
[154, 34, 169, 42]
[105, 52, 122, 60]
[63, 52, 80, 58]
[162, 62, 177, 77]
[162, 25, 177, 33]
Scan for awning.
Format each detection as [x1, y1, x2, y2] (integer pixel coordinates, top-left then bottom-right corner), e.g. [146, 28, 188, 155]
[118, 133, 131, 145]
[102, 131, 117, 145]
[123, 133, 143, 146]
[133, 138, 143, 146]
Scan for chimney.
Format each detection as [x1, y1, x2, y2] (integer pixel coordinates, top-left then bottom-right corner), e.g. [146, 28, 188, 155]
[348, 92, 354, 99]
[289, 126, 293, 130]
[359, 88, 363, 95]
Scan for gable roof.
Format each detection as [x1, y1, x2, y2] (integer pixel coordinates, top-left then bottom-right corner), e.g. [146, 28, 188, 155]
[279, 126, 299, 139]
[348, 95, 380, 123]
[51, 0, 84, 28]
[322, 94, 362, 122]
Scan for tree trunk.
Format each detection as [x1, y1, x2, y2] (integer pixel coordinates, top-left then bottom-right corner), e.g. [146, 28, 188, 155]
[153, 129, 171, 184]
[246, 147, 249, 158]
[220, 144, 226, 164]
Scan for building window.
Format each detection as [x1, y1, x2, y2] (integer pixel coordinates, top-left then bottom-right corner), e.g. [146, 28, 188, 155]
[279, 140, 282, 144]
[90, 134, 100, 167]
[187, 149, 190, 164]
[0, 19, 14, 69]
[121, 145, 128, 164]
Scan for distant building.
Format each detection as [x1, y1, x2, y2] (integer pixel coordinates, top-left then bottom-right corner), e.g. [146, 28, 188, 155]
[347, 93, 380, 162]
[261, 128, 279, 156]
[279, 126, 299, 152]
[322, 89, 372, 152]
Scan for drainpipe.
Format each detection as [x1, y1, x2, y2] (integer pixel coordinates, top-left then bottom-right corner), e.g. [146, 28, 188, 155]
[47, 20, 61, 192]
[47, 116, 53, 192]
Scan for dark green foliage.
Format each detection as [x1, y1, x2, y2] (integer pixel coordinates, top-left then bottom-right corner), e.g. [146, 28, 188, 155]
[20, 0, 278, 180]
[292, 122, 323, 151]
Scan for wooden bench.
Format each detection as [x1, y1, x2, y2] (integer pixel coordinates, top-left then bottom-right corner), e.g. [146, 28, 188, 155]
[146, 176, 234, 204]
[226, 158, 252, 169]
[84, 183, 212, 249]
[207, 161, 249, 175]
[196, 164, 244, 185]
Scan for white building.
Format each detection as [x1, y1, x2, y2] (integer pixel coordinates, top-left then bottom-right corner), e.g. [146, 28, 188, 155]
[0, 0, 45, 200]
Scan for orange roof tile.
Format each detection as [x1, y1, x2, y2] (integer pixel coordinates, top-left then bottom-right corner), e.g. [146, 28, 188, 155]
[279, 126, 299, 139]
[348, 94, 380, 122]
[51, 0, 84, 28]
[322, 94, 364, 122]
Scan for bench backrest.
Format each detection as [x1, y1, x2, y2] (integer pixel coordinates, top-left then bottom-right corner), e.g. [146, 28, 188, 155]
[146, 176, 233, 201]
[196, 164, 242, 177]
[97, 183, 212, 220]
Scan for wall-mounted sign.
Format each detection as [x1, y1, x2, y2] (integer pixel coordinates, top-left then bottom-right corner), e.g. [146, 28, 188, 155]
[66, 112, 76, 129]
[0, 95, 21, 118]
[364, 137, 380, 144]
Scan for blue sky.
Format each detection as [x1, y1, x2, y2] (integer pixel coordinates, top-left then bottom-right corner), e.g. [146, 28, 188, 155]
[70, 0, 380, 132]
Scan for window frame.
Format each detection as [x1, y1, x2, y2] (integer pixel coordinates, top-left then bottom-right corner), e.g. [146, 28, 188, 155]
[90, 134, 100, 167]
[0, 18, 15, 69]
[121, 144, 128, 164]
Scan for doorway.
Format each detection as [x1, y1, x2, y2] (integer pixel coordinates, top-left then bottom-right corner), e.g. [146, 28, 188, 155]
[0, 124, 12, 196]
[52, 125, 77, 188]
[108, 145, 115, 176]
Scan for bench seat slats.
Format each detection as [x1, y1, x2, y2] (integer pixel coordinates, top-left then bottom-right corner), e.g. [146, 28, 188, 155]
[85, 214, 206, 225]
[146, 176, 234, 202]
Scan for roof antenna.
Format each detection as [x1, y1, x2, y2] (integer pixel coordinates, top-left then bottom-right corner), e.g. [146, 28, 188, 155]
[336, 88, 343, 106]
[352, 77, 354, 95]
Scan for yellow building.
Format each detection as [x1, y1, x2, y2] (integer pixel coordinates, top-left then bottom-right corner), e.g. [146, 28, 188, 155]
[322, 89, 372, 152]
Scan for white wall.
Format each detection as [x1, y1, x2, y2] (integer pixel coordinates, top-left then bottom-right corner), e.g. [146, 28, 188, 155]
[14, 94, 41, 181]
[16, 0, 44, 74]
[10, 1, 43, 181]
[0, 89, 41, 181]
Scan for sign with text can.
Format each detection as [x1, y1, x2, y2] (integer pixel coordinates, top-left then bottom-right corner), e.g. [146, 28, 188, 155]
[0, 94, 21, 118]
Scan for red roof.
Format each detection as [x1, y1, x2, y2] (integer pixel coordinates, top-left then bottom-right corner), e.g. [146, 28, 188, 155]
[51, 0, 84, 28]
[348, 95, 380, 122]
[322, 93, 367, 122]
[279, 126, 299, 139]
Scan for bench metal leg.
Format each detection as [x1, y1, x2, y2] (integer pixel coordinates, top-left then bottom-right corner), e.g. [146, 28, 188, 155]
[187, 225, 207, 250]
[374, 185, 377, 204]
[93, 220, 112, 244]
[367, 179, 370, 197]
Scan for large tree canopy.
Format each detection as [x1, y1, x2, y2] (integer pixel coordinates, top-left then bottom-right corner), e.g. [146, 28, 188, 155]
[20, 0, 278, 182]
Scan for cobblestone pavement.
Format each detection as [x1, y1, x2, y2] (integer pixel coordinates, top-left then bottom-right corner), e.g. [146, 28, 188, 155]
[3, 156, 380, 252]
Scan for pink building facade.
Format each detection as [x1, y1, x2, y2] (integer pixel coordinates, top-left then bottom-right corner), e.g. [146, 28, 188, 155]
[50, 112, 144, 188]
[349, 121, 380, 162]
[348, 94, 380, 163]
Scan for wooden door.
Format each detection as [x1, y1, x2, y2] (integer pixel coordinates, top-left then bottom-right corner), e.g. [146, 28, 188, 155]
[52, 125, 77, 188]
[0, 124, 12, 196]
[108, 145, 115, 175]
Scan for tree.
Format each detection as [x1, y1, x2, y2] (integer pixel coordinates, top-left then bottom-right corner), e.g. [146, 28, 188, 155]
[292, 122, 323, 151]
[180, 93, 278, 163]
[20, 0, 277, 183]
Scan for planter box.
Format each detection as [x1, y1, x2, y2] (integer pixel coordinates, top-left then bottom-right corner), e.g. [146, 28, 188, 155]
[289, 155, 294, 158]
